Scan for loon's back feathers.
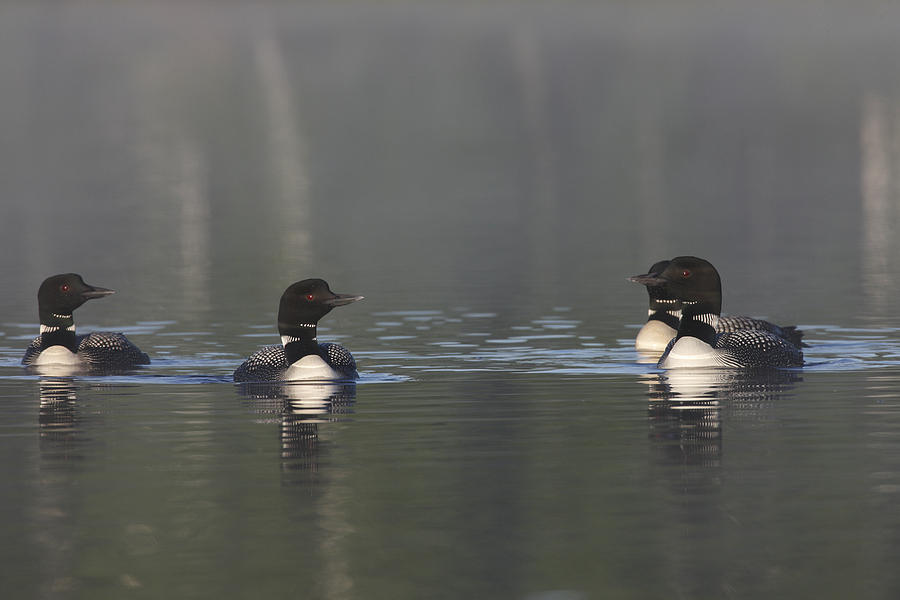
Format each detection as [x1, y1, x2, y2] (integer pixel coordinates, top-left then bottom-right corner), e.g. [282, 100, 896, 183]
[23, 332, 150, 370]
[319, 342, 358, 374]
[717, 316, 805, 348]
[713, 329, 804, 368]
[233, 342, 358, 383]
[233, 345, 286, 382]
[77, 332, 150, 369]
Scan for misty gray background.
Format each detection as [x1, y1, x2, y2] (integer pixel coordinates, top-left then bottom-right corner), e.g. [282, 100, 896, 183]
[3, 2, 900, 599]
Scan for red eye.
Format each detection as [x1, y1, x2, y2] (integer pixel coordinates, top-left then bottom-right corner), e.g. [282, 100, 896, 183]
[60, 284, 70, 293]
[306, 294, 315, 301]
[681, 270, 691, 278]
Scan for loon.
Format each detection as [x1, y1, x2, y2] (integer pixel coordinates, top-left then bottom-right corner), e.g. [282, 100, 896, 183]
[633, 260, 683, 353]
[629, 257, 804, 369]
[233, 278, 363, 383]
[22, 273, 150, 372]
[631, 260, 804, 353]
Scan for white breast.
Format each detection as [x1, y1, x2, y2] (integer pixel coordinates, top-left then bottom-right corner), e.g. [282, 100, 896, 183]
[283, 354, 344, 381]
[635, 320, 677, 353]
[658, 336, 723, 369]
[33, 345, 81, 367]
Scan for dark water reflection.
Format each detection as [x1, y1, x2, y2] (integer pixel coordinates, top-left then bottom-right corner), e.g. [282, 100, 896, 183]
[6, 369, 900, 597]
[237, 381, 357, 474]
[641, 368, 900, 599]
[644, 368, 802, 495]
[37, 378, 83, 465]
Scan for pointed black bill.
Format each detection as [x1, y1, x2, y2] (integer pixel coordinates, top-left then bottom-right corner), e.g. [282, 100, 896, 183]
[324, 293, 364, 307]
[628, 273, 667, 287]
[81, 285, 116, 300]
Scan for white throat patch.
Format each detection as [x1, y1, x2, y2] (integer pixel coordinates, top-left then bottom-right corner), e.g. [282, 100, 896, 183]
[281, 334, 316, 347]
[691, 313, 720, 329]
[647, 308, 683, 318]
[40, 324, 76, 334]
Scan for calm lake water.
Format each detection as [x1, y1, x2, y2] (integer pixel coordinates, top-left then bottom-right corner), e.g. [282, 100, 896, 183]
[3, 1, 900, 598]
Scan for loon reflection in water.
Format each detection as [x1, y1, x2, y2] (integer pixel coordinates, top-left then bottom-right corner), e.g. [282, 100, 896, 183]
[236, 381, 357, 470]
[643, 367, 802, 474]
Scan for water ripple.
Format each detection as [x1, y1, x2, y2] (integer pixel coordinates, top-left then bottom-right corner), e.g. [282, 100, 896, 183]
[2, 319, 900, 382]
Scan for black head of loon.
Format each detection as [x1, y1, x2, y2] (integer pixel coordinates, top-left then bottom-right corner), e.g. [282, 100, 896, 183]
[629, 256, 723, 344]
[278, 278, 363, 337]
[631, 256, 722, 314]
[630, 260, 684, 314]
[38, 273, 115, 330]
